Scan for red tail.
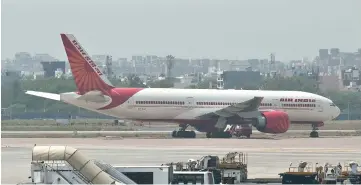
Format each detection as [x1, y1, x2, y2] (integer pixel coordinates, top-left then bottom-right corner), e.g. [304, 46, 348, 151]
[60, 34, 114, 95]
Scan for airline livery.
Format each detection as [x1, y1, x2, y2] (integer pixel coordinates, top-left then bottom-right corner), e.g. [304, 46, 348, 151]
[26, 34, 341, 138]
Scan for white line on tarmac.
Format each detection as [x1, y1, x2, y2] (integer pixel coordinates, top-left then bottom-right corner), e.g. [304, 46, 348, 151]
[1, 130, 359, 134]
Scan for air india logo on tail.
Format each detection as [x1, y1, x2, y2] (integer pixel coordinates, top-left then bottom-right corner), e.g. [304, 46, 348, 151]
[71, 40, 103, 76]
[61, 34, 113, 95]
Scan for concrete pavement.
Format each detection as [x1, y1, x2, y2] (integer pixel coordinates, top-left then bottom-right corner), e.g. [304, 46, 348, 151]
[2, 137, 361, 184]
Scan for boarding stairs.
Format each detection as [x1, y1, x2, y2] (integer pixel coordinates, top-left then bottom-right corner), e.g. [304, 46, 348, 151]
[93, 160, 137, 184]
[29, 145, 138, 185]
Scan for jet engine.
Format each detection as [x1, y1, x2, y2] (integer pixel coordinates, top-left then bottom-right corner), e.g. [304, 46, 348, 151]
[253, 111, 290, 134]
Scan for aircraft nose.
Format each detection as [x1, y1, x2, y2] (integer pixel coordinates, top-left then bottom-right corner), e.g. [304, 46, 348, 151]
[333, 106, 341, 119]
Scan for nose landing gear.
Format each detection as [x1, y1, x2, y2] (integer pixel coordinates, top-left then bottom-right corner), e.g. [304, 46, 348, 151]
[310, 124, 319, 138]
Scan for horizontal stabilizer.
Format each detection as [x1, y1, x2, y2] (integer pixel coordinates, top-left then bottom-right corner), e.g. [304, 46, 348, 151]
[25, 91, 60, 101]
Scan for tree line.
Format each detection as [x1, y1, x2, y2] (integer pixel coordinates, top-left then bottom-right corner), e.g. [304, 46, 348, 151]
[2, 75, 360, 114]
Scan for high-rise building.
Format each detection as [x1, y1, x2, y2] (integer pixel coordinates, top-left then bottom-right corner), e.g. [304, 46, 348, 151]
[319, 49, 329, 60]
[41, 61, 66, 78]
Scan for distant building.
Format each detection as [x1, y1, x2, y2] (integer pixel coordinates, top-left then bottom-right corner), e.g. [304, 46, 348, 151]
[41, 61, 66, 78]
[218, 71, 262, 89]
[33, 54, 57, 62]
[319, 75, 342, 92]
[340, 67, 361, 91]
[319, 49, 329, 60]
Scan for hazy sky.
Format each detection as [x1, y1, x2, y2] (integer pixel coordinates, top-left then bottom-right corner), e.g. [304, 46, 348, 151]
[2, 0, 361, 61]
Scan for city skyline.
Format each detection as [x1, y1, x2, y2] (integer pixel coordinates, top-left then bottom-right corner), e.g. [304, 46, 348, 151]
[2, 0, 361, 61]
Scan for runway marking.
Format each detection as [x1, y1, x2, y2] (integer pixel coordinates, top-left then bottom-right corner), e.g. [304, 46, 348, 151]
[78, 146, 361, 153]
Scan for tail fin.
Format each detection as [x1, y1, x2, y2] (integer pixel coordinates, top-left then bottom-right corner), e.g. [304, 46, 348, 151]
[60, 34, 114, 95]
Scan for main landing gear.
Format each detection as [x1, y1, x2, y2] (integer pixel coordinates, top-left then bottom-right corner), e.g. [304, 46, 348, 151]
[310, 124, 319, 138]
[206, 130, 232, 138]
[172, 124, 196, 138]
[227, 124, 252, 139]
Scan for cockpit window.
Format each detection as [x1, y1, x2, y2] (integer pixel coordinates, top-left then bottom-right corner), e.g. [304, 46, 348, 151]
[330, 103, 336, 106]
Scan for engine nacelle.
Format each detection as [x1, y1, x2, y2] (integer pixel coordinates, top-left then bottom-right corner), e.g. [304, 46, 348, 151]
[254, 111, 290, 134]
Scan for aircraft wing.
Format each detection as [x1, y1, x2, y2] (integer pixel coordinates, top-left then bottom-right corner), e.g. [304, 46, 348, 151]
[196, 96, 264, 119]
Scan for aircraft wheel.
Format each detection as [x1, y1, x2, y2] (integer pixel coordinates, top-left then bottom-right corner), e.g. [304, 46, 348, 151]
[310, 131, 319, 138]
[173, 131, 196, 138]
[171, 130, 177, 138]
[189, 131, 196, 138]
[224, 132, 232, 138]
[210, 131, 232, 138]
[176, 131, 185, 138]
[206, 132, 212, 138]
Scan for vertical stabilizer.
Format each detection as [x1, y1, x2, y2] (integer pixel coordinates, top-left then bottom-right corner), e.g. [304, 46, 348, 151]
[60, 34, 114, 95]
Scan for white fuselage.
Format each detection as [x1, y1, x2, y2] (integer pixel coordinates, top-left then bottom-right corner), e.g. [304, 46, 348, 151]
[60, 88, 340, 123]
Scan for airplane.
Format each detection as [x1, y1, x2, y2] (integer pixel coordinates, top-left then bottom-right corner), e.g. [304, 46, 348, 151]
[25, 33, 341, 139]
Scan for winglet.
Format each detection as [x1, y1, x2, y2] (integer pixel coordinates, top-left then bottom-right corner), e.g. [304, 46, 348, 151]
[60, 34, 114, 95]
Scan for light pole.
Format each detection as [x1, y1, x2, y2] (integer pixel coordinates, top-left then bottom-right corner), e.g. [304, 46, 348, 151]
[347, 101, 350, 121]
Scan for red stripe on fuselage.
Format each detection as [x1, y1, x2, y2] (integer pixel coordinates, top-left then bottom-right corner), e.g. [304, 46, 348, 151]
[98, 88, 143, 110]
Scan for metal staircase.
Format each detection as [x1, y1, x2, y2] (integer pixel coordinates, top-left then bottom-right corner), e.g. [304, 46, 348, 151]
[94, 160, 137, 184]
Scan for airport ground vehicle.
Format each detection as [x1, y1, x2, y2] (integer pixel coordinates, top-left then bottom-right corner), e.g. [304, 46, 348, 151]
[25, 33, 340, 139]
[164, 152, 248, 184]
[279, 161, 361, 184]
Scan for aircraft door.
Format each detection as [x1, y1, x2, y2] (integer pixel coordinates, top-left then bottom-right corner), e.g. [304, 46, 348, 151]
[271, 99, 280, 110]
[315, 102, 323, 112]
[185, 97, 195, 108]
[126, 97, 135, 109]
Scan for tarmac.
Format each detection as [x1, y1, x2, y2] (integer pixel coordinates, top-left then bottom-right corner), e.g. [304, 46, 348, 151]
[2, 130, 360, 138]
[2, 137, 361, 184]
